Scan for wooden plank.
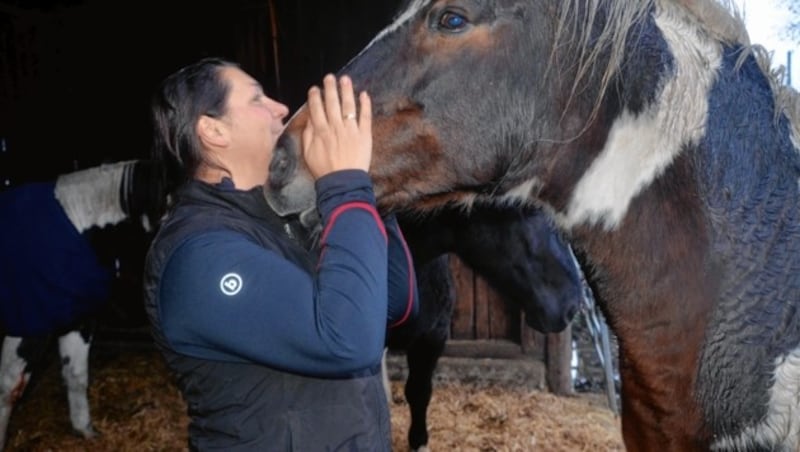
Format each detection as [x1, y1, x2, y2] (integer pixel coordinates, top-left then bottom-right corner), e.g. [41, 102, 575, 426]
[546, 326, 574, 396]
[520, 315, 546, 361]
[443, 339, 525, 359]
[449, 255, 475, 339]
[485, 281, 510, 339]
[474, 275, 491, 339]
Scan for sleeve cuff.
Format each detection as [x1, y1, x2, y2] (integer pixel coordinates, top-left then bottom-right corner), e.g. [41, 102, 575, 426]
[315, 170, 377, 219]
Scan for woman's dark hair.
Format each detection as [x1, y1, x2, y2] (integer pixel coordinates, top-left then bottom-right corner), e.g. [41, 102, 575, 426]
[150, 57, 238, 190]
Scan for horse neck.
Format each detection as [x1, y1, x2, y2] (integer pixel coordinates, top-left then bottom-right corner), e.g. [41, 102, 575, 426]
[558, 2, 800, 352]
[549, 2, 737, 231]
[398, 212, 458, 266]
[54, 161, 134, 234]
[544, 4, 734, 340]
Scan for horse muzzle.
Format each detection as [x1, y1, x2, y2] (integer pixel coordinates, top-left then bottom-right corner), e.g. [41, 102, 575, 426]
[524, 293, 580, 334]
[264, 132, 317, 217]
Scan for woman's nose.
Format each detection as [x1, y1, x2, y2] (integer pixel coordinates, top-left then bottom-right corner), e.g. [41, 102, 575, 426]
[270, 99, 289, 119]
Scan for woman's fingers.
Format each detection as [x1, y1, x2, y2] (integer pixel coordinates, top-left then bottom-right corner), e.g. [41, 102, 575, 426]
[306, 86, 328, 133]
[322, 74, 343, 128]
[302, 118, 314, 154]
[302, 73, 372, 179]
[357, 90, 372, 135]
[339, 76, 358, 125]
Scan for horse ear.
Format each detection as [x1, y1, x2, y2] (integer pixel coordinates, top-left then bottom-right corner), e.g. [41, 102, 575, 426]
[197, 115, 230, 148]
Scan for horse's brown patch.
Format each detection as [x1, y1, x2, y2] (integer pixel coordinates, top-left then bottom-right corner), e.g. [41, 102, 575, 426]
[571, 152, 714, 448]
[422, 25, 496, 55]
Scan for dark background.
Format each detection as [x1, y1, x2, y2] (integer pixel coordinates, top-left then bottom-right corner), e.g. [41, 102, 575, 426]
[0, 0, 404, 330]
[1, 0, 403, 184]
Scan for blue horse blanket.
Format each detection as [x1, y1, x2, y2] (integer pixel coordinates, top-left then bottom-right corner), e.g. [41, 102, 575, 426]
[0, 182, 111, 336]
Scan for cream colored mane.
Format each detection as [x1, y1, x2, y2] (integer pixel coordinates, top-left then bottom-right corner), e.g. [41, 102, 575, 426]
[556, 0, 800, 142]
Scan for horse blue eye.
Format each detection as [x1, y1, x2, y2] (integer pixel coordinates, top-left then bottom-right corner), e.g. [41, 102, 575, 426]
[439, 12, 467, 31]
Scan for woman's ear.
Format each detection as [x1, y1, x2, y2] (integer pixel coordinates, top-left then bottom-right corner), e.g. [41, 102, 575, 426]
[197, 115, 230, 148]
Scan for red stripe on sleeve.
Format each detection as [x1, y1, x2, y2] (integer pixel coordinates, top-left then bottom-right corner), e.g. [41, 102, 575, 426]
[388, 225, 416, 328]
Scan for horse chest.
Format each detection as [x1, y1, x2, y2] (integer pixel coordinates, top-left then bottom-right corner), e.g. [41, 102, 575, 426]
[696, 225, 800, 450]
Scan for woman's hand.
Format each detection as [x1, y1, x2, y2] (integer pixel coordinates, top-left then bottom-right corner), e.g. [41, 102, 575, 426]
[302, 74, 372, 180]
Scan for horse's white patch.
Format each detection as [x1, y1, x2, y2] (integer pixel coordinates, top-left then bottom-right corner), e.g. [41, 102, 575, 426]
[712, 347, 800, 451]
[381, 348, 392, 404]
[0, 337, 28, 451]
[561, 3, 723, 231]
[376, 0, 430, 42]
[340, 0, 431, 71]
[793, 133, 800, 159]
[55, 160, 134, 233]
[58, 331, 96, 438]
[220, 273, 243, 296]
[502, 178, 540, 204]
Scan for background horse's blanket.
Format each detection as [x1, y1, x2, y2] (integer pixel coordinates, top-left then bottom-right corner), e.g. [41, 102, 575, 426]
[0, 182, 110, 336]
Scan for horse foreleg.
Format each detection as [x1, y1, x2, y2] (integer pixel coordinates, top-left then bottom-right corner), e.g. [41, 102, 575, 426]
[0, 337, 30, 451]
[380, 347, 392, 403]
[404, 333, 446, 452]
[58, 329, 97, 439]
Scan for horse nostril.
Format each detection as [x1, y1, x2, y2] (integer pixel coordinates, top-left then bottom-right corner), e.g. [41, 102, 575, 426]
[566, 304, 579, 321]
[269, 147, 294, 190]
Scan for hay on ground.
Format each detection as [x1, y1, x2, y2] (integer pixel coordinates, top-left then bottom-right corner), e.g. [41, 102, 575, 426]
[6, 350, 623, 451]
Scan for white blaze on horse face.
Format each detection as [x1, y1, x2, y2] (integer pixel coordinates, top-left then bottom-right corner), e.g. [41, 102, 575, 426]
[377, 0, 431, 41]
[331, 0, 429, 77]
[711, 348, 800, 451]
[349, 0, 430, 60]
[561, 4, 723, 231]
[55, 161, 133, 233]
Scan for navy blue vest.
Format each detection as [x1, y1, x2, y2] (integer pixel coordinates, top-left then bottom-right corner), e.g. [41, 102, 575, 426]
[143, 181, 391, 451]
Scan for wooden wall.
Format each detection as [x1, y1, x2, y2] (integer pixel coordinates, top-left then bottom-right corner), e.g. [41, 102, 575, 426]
[448, 255, 573, 394]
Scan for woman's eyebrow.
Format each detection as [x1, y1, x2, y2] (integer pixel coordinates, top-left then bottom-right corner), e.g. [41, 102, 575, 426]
[250, 81, 264, 92]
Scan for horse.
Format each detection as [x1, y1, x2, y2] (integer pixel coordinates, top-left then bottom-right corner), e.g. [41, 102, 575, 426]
[264, 1, 800, 450]
[0, 160, 166, 450]
[392, 202, 584, 451]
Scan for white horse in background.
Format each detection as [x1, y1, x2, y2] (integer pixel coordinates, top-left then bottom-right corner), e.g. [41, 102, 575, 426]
[0, 160, 166, 450]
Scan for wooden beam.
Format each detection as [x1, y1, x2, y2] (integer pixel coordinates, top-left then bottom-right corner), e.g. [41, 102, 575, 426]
[449, 255, 475, 339]
[546, 326, 574, 395]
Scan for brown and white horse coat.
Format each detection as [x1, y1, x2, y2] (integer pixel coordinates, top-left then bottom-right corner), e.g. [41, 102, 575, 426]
[265, 1, 800, 450]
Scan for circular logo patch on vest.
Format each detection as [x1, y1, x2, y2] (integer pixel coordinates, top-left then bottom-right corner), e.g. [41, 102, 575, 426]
[220, 273, 243, 296]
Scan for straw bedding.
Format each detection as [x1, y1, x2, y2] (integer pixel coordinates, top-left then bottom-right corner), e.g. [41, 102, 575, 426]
[6, 349, 623, 451]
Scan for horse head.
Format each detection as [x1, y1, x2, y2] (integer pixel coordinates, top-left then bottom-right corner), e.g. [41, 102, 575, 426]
[121, 159, 170, 234]
[266, 0, 587, 219]
[400, 203, 583, 333]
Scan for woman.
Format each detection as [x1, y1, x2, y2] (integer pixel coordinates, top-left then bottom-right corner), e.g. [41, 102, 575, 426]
[143, 57, 417, 451]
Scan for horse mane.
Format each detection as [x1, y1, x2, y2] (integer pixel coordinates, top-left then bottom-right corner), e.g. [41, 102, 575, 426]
[681, 1, 800, 146]
[556, 0, 800, 145]
[54, 160, 135, 233]
[674, 0, 748, 44]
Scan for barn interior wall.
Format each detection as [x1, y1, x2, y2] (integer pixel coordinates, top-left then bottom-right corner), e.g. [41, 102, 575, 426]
[1, 0, 402, 184]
